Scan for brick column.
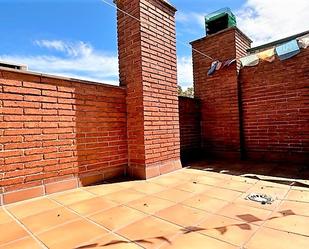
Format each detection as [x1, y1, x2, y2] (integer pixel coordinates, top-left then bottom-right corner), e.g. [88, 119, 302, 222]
[191, 27, 251, 159]
[116, 0, 181, 178]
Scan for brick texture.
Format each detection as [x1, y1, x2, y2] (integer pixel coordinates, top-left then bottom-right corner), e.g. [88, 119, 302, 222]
[116, 0, 181, 178]
[191, 27, 251, 159]
[178, 97, 201, 161]
[239, 48, 309, 162]
[0, 69, 128, 203]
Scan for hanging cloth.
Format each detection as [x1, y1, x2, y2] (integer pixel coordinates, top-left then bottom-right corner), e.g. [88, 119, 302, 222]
[297, 34, 309, 49]
[222, 58, 236, 68]
[215, 61, 223, 70]
[207, 60, 218, 76]
[275, 39, 300, 60]
[257, 47, 276, 62]
[239, 54, 259, 67]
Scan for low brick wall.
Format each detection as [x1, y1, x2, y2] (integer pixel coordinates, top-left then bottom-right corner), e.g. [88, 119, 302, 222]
[0, 69, 128, 204]
[178, 96, 201, 161]
[239, 48, 309, 162]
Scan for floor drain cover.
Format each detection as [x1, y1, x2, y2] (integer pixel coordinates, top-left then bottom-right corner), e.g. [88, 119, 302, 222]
[245, 193, 274, 205]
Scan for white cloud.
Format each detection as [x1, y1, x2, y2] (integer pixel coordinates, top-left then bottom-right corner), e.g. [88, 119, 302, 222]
[237, 0, 309, 46]
[0, 40, 119, 85]
[177, 56, 193, 89]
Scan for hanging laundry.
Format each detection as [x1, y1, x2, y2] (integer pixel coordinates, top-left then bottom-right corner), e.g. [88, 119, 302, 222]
[297, 34, 309, 49]
[222, 58, 236, 68]
[275, 39, 300, 61]
[207, 60, 218, 75]
[257, 47, 275, 62]
[239, 54, 259, 67]
[215, 61, 222, 70]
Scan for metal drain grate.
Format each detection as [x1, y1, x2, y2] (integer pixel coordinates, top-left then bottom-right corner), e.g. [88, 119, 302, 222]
[245, 193, 274, 205]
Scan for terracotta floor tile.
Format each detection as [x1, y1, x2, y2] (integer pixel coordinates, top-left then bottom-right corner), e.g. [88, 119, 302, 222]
[0, 208, 13, 225]
[230, 176, 258, 184]
[196, 175, 225, 187]
[130, 182, 167, 195]
[197, 214, 259, 246]
[168, 171, 199, 181]
[217, 203, 272, 225]
[89, 205, 147, 231]
[155, 204, 210, 228]
[50, 189, 95, 205]
[286, 189, 309, 203]
[116, 216, 181, 249]
[68, 197, 118, 216]
[222, 180, 254, 192]
[76, 233, 142, 249]
[175, 182, 213, 194]
[7, 197, 59, 219]
[127, 196, 174, 214]
[21, 207, 79, 234]
[0, 236, 42, 249]
[0, 221, 28, 246]
[245, 227, 309, 249]
[202, 187, 242, 202]
[244, 183, 289, 200]
[160, 232, 237, 249]
[182, 194, 229, 213]
[37, 219, 108, 249]
[264, 213, 309, 236]
[153, 188, 194, 203]
[85, 184, 125, 196]
[277, 200, 309, 217]
[148, 176, 182, 187]
[103, 189, 146, 204]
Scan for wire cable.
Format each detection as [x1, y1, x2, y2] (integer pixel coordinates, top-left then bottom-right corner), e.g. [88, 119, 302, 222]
[101, 0, 214, 61]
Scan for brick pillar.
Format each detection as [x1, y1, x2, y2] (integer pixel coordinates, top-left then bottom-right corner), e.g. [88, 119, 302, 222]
[191, 27, 252, 159]
[116, 0, 181, 178]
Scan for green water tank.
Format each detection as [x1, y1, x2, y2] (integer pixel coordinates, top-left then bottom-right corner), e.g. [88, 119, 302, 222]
[205, 8, 237, 35]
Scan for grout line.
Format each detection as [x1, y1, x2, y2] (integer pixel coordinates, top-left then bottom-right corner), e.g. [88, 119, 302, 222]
[2, 206, 48, 249]
[240, 181, 295, 248]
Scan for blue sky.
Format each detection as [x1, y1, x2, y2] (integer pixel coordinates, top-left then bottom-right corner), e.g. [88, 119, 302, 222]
[0, 0, 308, 88]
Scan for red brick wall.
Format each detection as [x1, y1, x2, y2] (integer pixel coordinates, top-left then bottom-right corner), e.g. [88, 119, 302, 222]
[178, 97, 201, 160]
[239, 48, 309, 162]
[0, 69, 127, 204]
[191, 27, 251, 159]
[116, 0, 181, 178]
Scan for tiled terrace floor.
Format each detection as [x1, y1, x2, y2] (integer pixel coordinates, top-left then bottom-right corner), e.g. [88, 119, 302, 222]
[1, 166, 309, 249]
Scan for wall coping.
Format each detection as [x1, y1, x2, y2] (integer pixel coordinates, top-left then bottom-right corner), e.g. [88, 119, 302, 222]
[0, 67, 125, 90]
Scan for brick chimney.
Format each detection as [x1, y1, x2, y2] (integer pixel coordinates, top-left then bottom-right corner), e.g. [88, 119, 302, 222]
[115, 0, 181, 178]
[191, 27, 252, 159]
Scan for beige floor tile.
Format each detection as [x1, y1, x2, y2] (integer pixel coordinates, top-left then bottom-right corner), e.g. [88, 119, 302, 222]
[85, 184, 125, 196]
[130, 182, 167, 195]
[196, 175, 225, 187]
[37, 219, 108, 249]
[116, 216, 181, 249]
[127, 196, 174, 214]
[197, 214, 259, 246]
[277, 200, 309, 217]
[7, 198, 59, 219]
[76, 233, 142, 249]
[148, 176, 182, 187]
[50, 189, 95, 205]
[175, 182, 213, 193]
[182, 194, 229, 213]
[0, 221, 28, 246]
[245, 184, 289, 200]
[21, 207, 79, 234]
[222, 180, 254, 192]
[89, 205, 147, 231]
[202, 187, 242, 202]
[68, 197, 117, 215]
[285, 189, 309, 203]
[153, 188, 194, 203]
[230, 176, 258, 184]
[103, 189, 146, 204]
[217, 203, 272, 225]
[160, 232, 237, 249]
[264, 213, 309, 236]
[155, 204, 210, 228]
[0, 236, 42, 249]
[245, 227, 309, 249]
